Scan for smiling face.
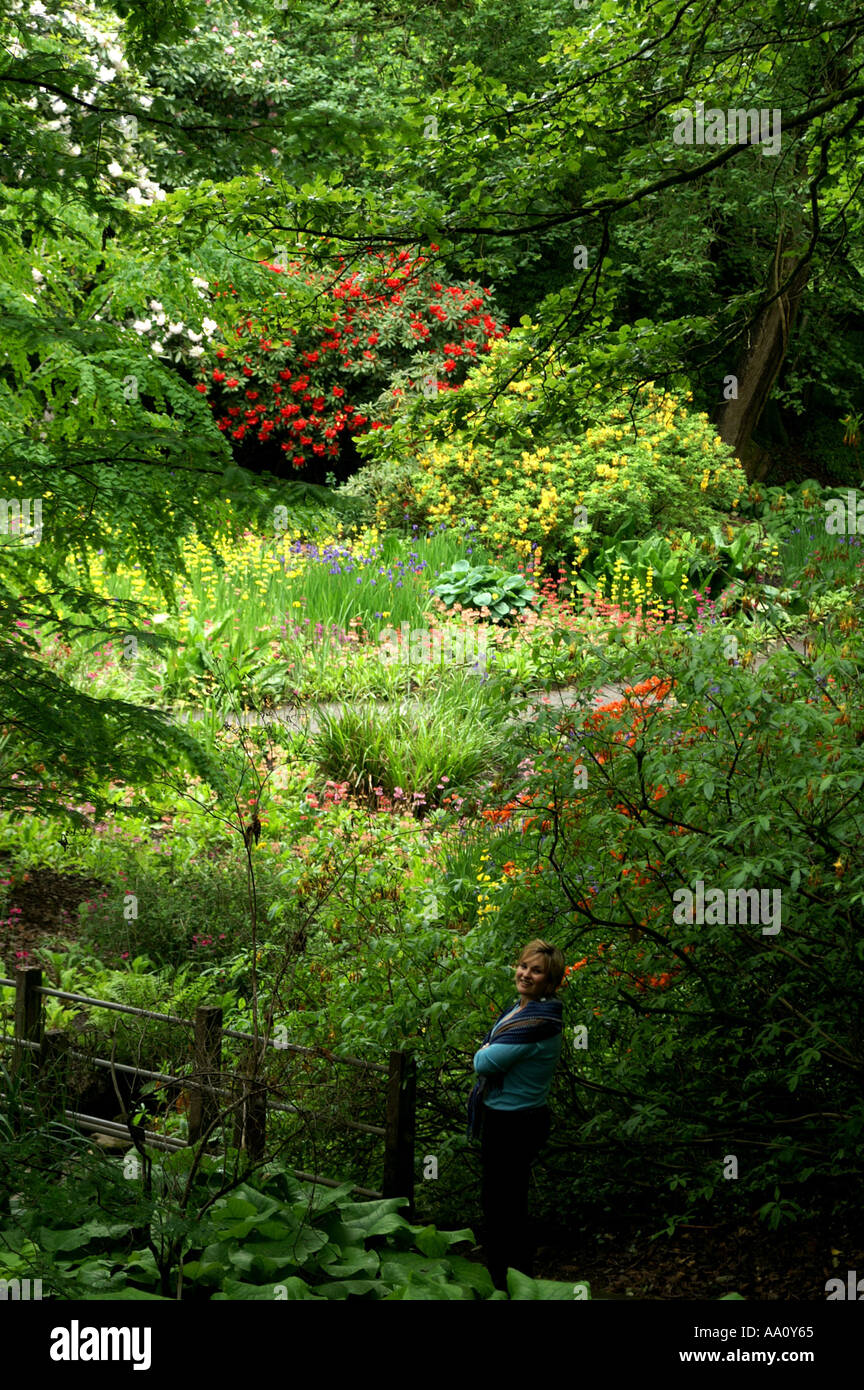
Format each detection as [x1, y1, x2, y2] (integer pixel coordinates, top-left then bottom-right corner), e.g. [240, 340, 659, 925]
[515, 953, 549, 1003]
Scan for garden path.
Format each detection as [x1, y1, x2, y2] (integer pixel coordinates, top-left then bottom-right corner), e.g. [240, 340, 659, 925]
[192, 635, 808, 733]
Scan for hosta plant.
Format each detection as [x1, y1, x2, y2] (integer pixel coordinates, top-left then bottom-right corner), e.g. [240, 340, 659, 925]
[430, 561, 535, 624]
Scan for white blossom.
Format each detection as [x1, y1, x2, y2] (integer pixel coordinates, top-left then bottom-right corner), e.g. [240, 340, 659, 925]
[133, 318, 151, 334]
[149, 300, 163, 312]
[97, 65, 116, 83]
[187, 330, 203, 342]
[188, 345, 205, 358]
[107, 161, 123, 177]
[167, 321, 184, 336]
[69, 144, 81, 156]
[151, 341, 164, 354]
[32, 267, 44, 282]
[154, 312, 166, 326]
[201, 317, 218, 336]
[191, 276, 209, 291]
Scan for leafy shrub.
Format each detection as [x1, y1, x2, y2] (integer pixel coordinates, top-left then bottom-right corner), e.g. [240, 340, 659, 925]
[456, 627, 864, 1234]
[0, 1146, 585, 1301]
[77, 858, 286, 967]
[310, 673, 521, 807]
[195, 247, 507, 473]
[358, 348, 746, 566]
[431, 560, 535, 623]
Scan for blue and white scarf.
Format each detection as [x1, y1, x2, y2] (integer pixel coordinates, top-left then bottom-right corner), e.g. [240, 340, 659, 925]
[466, 997, 563, 1141]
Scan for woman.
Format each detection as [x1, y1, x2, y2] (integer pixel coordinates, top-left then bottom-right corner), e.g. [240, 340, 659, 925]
[467, 939, 565, 1290]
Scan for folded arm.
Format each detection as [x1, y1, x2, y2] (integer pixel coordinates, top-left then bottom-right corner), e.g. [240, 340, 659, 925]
[473, 1041, 537, 1077]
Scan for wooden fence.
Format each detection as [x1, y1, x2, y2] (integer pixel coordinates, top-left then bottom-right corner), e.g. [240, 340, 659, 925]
[0, 965, 416, 1210]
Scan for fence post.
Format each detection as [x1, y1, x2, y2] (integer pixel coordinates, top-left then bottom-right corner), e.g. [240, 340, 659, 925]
[188, 1005, 223, 1145]
[13, 966, 43, 1082]
[38, 1029, 69, 1118]
[383, 1050, 416, 1214]
[233, 1048, 267, 1161]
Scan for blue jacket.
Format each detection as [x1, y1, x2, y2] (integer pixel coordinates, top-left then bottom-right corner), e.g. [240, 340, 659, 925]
[473, 1003, 562, 1110]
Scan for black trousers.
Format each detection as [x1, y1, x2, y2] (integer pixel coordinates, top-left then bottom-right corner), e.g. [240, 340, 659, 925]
[480, 1103, 550, 1290]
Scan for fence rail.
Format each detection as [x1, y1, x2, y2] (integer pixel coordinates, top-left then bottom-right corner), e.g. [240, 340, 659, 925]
[0, 966, 415, 1208]
[2, 980, 385, 1071]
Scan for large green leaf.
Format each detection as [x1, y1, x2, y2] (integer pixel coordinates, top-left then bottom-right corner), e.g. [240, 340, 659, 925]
[317, 1246, 380, 1279]
[37, 1221, 132, 1253]
[84, 1289, 172, 1301]
[313, 1278, 382, 1300]
[506, 1269, 589, 1300]
[413, 1226, 475, 1258]
[384, 1275, 474, 1301]
[213, 1277, 323, 1301]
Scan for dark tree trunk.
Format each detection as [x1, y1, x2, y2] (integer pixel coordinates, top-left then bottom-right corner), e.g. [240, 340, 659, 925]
[714, 229, 810, 482]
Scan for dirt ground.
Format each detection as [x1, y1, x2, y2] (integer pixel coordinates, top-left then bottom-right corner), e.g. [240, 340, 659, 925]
[0, 854, 104, 975]
[532, 1216, 859, 1300]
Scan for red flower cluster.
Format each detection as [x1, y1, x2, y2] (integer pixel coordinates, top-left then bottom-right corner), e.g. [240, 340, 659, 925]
[199, 246, 507, 470]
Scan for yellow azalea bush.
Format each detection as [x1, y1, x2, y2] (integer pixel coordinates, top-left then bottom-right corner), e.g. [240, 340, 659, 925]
[359, 359, 746, 567]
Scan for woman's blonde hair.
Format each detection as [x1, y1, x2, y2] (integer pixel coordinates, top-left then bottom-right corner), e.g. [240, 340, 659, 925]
[517, 939, 565, 996]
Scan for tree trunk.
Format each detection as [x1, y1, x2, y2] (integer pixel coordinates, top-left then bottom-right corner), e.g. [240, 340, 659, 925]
[715, 230, 810, 482]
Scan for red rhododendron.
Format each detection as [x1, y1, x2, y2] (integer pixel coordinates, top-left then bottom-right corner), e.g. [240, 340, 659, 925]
[197, 245, 507, 470]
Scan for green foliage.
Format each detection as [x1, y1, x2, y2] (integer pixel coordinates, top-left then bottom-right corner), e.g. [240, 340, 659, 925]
[0, 1138, 578, 1300]
[193, 247, 505, 477]
[467, 620, 864, 1232]
[431, 560, 536, 623]
[361, 361, 746, 568]
[76, 857, 287, 967]
[310, 670, 522, 807]
[4, 0, 864, 1281]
